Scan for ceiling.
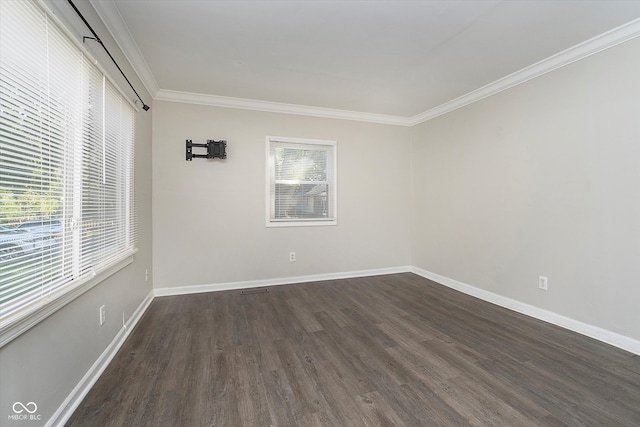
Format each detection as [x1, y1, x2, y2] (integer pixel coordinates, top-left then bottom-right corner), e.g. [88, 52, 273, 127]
[96, 0, 640, 121]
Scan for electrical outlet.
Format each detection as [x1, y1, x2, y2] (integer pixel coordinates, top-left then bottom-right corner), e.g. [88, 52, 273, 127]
[538, 276, 548, 291]
[99, 305, 106, 325]
[289, 252, 296, 262]
[145, 269, 149, 282]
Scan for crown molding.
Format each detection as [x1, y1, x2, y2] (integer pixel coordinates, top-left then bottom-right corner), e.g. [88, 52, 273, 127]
[155, 89, 414, 126]
[92, 0, 640, 126]
[89, 0, 160, 98]
[156, 16, 640, 126]
[408, 17, 640, 126]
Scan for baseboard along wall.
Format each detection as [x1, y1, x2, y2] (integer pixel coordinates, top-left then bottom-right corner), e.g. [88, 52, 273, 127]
[410, 267, 640, 356]
[48, 291, 155, 427]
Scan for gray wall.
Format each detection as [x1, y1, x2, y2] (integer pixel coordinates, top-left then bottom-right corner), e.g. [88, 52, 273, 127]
[411, 36, 640, 342]
[152, 101, 413, 289]
[0, 1, 153, 423]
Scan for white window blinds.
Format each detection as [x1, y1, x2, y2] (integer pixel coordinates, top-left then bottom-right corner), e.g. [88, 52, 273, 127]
[266, 136, 337, 227]
[0, 0, 136, 331]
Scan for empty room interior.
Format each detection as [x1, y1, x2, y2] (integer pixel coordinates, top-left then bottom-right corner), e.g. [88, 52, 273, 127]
[2, 0, 640, 425]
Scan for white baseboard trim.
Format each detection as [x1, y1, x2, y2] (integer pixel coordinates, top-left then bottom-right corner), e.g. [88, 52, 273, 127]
[410, 266, 640, 356]
[154, 266, 412, 297]
[47, 290, 155, 427]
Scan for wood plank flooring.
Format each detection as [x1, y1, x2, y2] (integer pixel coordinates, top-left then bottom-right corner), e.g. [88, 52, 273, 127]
[66, 273, 640, 426]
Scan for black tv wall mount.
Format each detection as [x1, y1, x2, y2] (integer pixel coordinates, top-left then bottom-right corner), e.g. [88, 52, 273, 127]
[185, 139, 227, 161]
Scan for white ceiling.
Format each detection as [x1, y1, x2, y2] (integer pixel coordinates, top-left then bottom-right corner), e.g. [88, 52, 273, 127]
[98, 0, 640, 120]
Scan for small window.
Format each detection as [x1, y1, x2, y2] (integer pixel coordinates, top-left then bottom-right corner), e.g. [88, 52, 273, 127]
[266, 136, 337, 227]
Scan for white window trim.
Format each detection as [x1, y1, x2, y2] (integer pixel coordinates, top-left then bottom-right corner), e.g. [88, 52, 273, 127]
[0, 0, 138, 347]
[266, 136, 337, 227]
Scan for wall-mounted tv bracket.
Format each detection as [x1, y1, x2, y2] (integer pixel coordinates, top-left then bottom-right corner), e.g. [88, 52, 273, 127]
[186, 139, 227, 161]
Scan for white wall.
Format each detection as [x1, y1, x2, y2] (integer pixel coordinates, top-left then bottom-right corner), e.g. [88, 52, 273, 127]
[411, 36, 640, 342]
[152, 102, 412, 290]
[0, 1, 153, 423]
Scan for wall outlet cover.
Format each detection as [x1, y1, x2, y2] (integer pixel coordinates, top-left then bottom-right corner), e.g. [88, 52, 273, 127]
[539, 276, 548, 291]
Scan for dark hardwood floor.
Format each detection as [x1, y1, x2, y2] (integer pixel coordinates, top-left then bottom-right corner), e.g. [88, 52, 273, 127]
[66, 273, 640, 426]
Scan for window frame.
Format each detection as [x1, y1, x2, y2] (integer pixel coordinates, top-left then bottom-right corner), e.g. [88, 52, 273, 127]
[0, 0, 137, 347]
[266, 136, 337, 227]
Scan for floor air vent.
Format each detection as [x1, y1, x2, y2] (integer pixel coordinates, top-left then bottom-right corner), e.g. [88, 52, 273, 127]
[240, 288, 269, 295]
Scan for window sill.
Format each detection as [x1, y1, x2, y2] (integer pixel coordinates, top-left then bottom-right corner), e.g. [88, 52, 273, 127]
[266, 219, 338, 228]
[0, 249, 137, 348]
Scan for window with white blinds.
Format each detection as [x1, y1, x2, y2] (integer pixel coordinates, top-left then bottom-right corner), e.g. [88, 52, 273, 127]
[0, 0, 136, 332]
[266, 136, 337, 227]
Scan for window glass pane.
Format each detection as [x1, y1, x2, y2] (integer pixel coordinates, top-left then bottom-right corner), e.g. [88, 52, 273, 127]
[0, 0, 76, 313]
[274, 183, 328, 219]
[275, 147, 327, 182]
[79, 70, 104, 273]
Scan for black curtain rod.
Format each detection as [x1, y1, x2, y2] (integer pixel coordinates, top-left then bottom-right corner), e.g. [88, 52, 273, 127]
[67, 0, 150, 111]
